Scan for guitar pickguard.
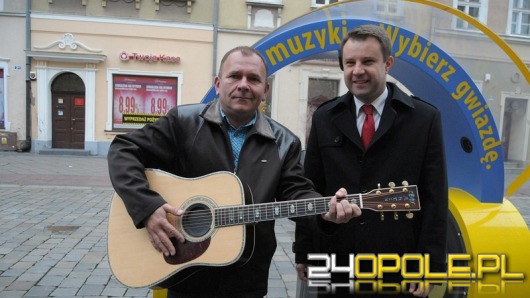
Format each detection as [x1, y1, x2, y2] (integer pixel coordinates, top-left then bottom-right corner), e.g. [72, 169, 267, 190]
[164, 237, 211, 265]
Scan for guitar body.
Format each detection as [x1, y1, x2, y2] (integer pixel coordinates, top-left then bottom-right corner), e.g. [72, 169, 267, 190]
[108, 169, 420, 289]
[107, 170, 247, 288]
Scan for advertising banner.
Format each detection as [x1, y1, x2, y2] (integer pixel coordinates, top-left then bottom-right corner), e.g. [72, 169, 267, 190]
[112, 75, 177, 129]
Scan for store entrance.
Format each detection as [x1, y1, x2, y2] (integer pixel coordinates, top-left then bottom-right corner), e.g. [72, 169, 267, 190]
[51, 73, 86, 149]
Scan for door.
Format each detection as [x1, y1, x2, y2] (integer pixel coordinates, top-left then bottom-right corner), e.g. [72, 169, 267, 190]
[52, 93, 85, 149]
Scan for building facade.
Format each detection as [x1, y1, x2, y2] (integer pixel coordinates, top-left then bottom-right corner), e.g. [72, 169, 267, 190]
[0, 0, 27, 151]
[0, 0, 529, 166]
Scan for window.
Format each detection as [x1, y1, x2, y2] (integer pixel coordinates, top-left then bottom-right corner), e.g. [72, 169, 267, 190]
[454, 0, 488, 30]
[112, 75, 178, 130]
[374, 0, 403, 18]
[306, 78, 339, 143]
[247, 1, 283, 31]
[312, 0, 339, 7]
[375, 0, 399, 15]
[250, 7, 277, 30]
[511, 0, 530, 36]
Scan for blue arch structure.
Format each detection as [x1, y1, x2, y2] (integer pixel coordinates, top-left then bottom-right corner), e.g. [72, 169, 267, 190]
[189, 3, 530, 296]
[203, 16, 503, 204]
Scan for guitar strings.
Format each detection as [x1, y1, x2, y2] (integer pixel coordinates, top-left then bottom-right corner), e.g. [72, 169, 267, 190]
[171, 191, 412, 229]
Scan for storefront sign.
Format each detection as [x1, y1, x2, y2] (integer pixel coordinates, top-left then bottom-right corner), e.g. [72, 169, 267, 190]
[119, 51, 181, 63]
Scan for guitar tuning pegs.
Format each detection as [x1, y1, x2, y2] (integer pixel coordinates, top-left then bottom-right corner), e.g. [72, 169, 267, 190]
[380, 212, 384, 221]
[401, 181, 409, 192]
[388, 182, 395, 193]
[376, 183, 381, 195]
[394, 212, 398, 220]
[406, 212, 414, 219]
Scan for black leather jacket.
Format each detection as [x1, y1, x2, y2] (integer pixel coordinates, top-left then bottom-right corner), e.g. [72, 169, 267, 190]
[108, 99, 320, 295]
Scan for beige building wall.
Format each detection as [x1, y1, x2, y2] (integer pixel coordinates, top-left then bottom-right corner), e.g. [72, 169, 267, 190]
[29, 14, 213, 154]
[435, 0, 530, 163]
[0, 6, 27, 149]
[2, 0, 528, 160]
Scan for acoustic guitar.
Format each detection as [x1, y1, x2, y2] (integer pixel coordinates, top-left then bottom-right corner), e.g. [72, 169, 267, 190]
[107, 169, 420, 288]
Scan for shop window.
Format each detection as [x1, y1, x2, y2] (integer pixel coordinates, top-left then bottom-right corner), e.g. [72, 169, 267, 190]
[111, 74, 178, 130]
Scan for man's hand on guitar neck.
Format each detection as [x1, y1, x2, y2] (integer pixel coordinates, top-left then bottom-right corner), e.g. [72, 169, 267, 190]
[322, 188, 361, 224]
[144, 203, 185, 257]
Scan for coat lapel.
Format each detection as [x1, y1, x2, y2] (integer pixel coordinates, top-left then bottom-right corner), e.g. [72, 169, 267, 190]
[371, 83, 415, 146]
[328, 93, 364, 150]
[372, 96, 396, 145]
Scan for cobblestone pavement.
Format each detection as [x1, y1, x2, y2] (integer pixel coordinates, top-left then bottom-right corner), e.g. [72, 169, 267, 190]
[0, 152, 298, 298]
[0, 151, 528, 297]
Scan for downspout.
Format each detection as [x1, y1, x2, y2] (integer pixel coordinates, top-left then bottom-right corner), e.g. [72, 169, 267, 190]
[20, 0, 32, 151]
[212, 0, 219, 82]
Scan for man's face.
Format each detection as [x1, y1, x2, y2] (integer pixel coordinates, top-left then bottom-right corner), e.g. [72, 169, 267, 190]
[342, 37, 393, 103]
[215, 51, 269, 127]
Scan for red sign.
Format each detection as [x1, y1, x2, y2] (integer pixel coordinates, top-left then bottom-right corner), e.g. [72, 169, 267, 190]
[74, 97, 85, 106]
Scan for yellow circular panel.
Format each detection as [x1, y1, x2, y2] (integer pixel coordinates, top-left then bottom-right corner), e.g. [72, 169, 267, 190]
[449, 188, 530, 297]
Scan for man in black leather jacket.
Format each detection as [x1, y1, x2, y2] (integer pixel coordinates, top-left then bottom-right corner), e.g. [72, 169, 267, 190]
[108, 46, 361, 298]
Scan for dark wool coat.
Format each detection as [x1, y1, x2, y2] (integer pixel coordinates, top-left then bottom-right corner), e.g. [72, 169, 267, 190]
[300, 83, 448, 278]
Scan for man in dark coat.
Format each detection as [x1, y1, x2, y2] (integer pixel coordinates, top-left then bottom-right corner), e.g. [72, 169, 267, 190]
[295, 25, 448, 297]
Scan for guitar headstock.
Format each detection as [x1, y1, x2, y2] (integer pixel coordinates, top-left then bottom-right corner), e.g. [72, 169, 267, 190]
[361, 183, 420, 212]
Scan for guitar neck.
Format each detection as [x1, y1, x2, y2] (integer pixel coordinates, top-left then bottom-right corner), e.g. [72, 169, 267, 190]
[214, 195, 360, 227]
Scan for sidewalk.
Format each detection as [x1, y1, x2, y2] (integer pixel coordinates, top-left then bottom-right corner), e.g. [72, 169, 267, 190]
[0, 151, 298, 298]
[0, 151, 529, 297]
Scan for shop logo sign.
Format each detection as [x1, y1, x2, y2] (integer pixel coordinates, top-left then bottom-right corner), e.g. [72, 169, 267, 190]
[119, 51, 181, 63]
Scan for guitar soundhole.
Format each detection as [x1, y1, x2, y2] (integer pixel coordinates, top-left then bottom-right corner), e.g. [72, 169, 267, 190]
[182, 203, 212, 238]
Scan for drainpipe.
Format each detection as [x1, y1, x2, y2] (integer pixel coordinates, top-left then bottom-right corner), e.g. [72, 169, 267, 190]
[20, 0, 32, 151]
[212, 0, 219, 82]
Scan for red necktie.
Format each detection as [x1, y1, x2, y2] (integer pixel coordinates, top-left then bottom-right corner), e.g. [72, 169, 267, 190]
[361, 105, 375, 149]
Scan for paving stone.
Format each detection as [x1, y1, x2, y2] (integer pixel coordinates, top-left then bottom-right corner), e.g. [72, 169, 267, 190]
[1, 152, 528, 298]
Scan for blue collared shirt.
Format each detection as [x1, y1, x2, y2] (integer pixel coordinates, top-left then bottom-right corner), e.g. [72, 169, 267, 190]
[221, 108, 257, 169]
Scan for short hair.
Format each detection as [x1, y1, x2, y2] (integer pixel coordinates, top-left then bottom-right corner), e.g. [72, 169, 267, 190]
[340, 24, 392, 61]
[218, 46, 269, 77]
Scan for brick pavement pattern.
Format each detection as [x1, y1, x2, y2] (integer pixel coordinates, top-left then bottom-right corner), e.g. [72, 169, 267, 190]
[0, 152, 298, 298]
[0, 151, 528, 297]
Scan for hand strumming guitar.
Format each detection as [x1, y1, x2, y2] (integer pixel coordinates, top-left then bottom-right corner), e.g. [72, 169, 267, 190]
[144, 204, 185, 257]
